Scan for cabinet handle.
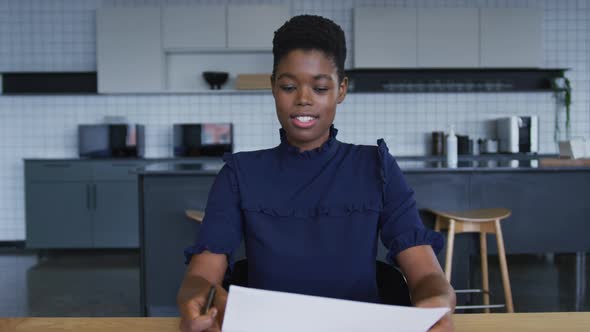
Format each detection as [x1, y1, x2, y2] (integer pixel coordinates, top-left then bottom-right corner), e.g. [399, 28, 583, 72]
[92, 184, 97, 210]
[86, 184, 91, 210]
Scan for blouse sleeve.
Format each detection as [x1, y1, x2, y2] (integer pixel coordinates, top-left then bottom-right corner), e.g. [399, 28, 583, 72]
[183, 154, 243, 268]
[377, 139, 444, 265]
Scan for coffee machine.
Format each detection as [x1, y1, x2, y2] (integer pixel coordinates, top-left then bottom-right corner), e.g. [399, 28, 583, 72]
[496, 116, 539, 153]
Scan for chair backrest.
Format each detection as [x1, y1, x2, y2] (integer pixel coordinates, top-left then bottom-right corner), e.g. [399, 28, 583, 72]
[223, 259, 412, 306]
[375, 260, 412, 306]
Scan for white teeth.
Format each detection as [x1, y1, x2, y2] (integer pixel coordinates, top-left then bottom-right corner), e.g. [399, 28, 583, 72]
[296, 116, 315, 122]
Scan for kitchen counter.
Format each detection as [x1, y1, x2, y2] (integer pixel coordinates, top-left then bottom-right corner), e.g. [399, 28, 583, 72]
[137, 160, 223, 175]
[135, 158, 590, 175]
[137, 156, 590, 314]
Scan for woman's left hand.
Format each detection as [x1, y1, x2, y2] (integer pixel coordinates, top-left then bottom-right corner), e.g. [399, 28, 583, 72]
[415, 295, 454, 332]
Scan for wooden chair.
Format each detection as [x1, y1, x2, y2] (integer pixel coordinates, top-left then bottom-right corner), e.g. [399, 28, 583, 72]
[425, 208, 514, 313]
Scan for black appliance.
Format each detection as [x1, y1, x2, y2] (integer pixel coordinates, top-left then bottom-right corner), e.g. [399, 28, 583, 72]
[78, 124, 145, 158]
[174, 123, 233, 157]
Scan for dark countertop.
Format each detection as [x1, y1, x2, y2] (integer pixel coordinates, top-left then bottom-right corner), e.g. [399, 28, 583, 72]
[26, 154, 590, 174]
[24, 157, 222, 162]
[137, 161, 224, 175]
[137, 158, 590, 175]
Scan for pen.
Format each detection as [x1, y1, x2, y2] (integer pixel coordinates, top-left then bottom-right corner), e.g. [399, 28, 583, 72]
[202, 285, 216, 315]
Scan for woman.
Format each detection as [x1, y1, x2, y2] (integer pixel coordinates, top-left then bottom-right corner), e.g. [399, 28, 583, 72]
[177, 15, 455, 332]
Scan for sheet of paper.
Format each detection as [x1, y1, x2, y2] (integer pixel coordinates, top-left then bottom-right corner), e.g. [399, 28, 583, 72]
[222, 285, 449, 332]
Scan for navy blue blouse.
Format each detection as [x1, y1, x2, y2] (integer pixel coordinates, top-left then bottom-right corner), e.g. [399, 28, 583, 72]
[184, 126, 443, 303]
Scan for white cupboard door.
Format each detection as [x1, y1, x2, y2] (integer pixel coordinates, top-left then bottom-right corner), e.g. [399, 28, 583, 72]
[417, 8, 479, 67]
[353, 7, 417, 68]
[480, 8, 543, 68]
[97, 7, 163, 93]
[162, 6, 226, 50]
[227, 5, 290, 50]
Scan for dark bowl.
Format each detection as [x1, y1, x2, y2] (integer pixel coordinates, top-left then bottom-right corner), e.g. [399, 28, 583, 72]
[202, 71, 229, 90]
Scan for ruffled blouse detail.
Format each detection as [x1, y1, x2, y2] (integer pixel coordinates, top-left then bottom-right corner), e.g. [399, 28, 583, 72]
[279, 125, 339, 159]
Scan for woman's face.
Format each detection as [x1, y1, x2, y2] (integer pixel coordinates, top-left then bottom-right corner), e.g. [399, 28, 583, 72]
[271, 49, 348, 152]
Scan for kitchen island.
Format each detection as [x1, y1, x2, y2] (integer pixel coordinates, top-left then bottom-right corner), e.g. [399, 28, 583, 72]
[137, 159, 590, 315]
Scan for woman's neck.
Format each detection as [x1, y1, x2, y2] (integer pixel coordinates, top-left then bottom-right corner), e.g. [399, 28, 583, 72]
[286, 130, 330, 152]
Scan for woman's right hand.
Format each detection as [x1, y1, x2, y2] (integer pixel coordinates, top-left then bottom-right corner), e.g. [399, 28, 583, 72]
[177, 276, 228, 332]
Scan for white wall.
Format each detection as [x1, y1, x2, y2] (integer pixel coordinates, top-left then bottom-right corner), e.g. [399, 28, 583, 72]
[0, 0, 589, 241]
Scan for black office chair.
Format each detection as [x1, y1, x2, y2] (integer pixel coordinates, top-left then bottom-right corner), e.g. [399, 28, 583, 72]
[222, 259, 412, 306]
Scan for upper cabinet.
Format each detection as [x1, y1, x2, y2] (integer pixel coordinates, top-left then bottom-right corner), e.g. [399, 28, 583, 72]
[162, 6, 226, 50]
[96, 7, 163, 93]
[480, 8, 543, 67]
[417, 8, 479, 67]
[161, 5, 289, 51]
[353, 7, 543, 69]
[227, 5, 290, 50]
[354, 8, 417, 68]
[97, 5, 289, 93]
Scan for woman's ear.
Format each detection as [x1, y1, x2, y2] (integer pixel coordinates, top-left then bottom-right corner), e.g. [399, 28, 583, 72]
[337, 77, 349, 104]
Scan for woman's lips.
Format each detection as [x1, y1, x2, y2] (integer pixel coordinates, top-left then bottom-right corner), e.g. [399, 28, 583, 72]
[291, 115, 318, 129]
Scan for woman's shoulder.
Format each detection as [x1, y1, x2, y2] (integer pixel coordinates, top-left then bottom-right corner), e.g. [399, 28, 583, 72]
[340, 139, 393, 160]
[222, 146, 280, 167]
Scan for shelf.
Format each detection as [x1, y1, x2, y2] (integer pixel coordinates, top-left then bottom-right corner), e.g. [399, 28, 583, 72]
[346, 68, 568, 93]
[2, 72, 97, 94]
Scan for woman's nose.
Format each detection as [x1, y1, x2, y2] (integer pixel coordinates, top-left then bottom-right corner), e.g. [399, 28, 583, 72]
[296, 87, 312, 106]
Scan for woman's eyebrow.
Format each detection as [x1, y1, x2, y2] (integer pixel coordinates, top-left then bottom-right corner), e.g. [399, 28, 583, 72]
[276, 73, 333, 81]
[313, 74, 333, 81]
[276, 73, 296, 80]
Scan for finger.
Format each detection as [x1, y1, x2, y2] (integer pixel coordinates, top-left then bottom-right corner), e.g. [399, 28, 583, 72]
[205, 316, 222, 332]
[182, 309, 217, 332]
[180, 309, 217, 332]
[179, 298, 204, 321]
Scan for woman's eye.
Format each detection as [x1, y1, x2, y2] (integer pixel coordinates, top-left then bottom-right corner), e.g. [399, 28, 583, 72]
[280, 85, 295, 92]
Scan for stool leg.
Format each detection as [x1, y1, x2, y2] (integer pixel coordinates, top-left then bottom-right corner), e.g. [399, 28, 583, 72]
[480, 231, 490, 313]
[434, 216, 441, 232]
[494, 219, 514, 313]
[444, 219, 456, 282]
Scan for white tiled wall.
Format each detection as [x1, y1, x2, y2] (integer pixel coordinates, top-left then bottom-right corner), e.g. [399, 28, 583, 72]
[0, 0, 589, 241]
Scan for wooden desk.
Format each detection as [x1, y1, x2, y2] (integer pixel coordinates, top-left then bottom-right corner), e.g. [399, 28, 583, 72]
[1, 313, 589, 331]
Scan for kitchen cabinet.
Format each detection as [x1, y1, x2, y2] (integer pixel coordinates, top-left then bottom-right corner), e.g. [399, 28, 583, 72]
[140, 174, 218, 316]
[26, 182, 92, 248]
[162, 5, 288, 51]
[162, 6, 226, 50]
[97, 5, 288, 93]
[25, 160, 146, 249]
[353, 8, 417, 68]
[96, 7, 163, 93]
[353, 7, 543, 70]
[480, 8, 543, 68]
[417, 8, 479, 68]
[227, 5, 290, 50]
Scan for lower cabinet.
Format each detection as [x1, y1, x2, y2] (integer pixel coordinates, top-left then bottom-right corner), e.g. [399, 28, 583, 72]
[93, 181, 139, 247]
[25, 160, 144, 249]
[26, 182, 93, 248]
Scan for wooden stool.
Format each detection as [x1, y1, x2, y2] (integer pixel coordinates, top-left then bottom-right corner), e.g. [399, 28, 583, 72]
[425, 208, 514, 313]
[185, 209, 204, 223]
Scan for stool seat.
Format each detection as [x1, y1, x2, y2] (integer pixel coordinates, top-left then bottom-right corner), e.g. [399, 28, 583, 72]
[424, 208, 511, 223]
[185, 209, 205, 223]
[427, 207, 514, 313]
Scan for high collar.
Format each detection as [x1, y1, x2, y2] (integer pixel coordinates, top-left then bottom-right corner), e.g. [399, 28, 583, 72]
[279, 125, 339, 159]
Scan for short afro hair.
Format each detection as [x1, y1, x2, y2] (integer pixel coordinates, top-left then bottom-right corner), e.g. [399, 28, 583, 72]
[272, 15, 347, 82]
